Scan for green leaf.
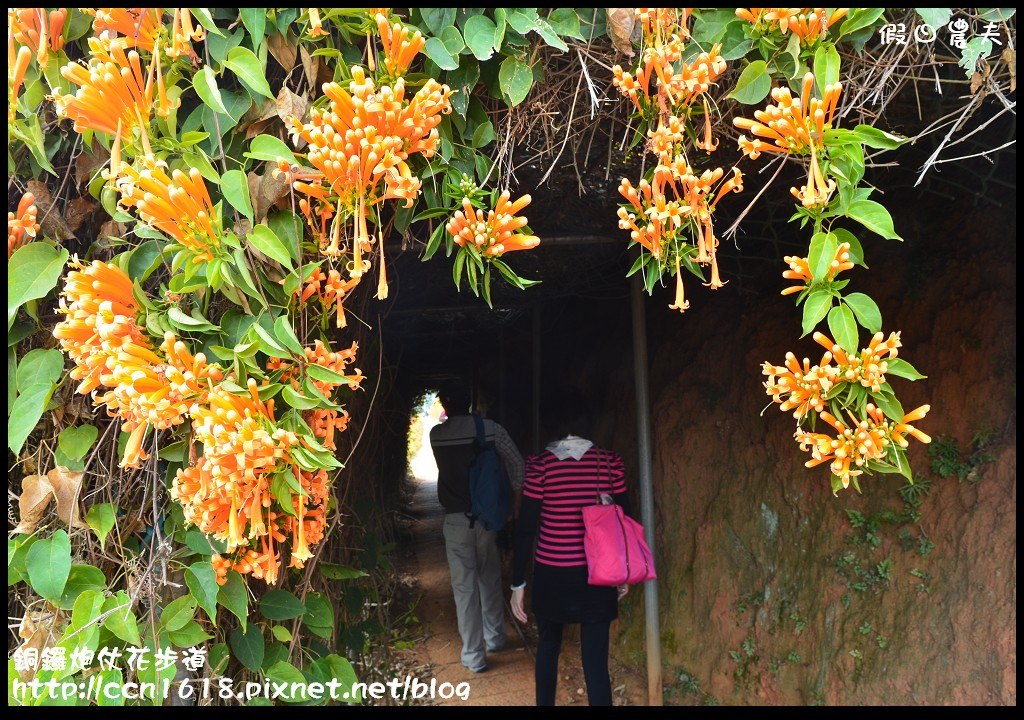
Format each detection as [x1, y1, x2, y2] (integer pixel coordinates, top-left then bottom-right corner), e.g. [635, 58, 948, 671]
[259, 589, 307, 620]
[306, 363, 350, 386]
[271, 624, 293, 643]
[168, 619, 213, 648]
[221, 169, 254, 222]
[827, 304, 858, 356]
[264, 661, 308, 702]
[728, 60, 771, 104]
[421, 8, 456, 35]
[471, 120, 496, 149]
[167, 306, 220, 332]
[9, 383, 55, 456]
[273, 316, 305, 355]
[801, 289, 832, 337]
[281, 384, 321, 410]
[25, 530, 72, 602]
[440, 26, 465, 55]
[498, 57, 533, 106]
[886, 357, 927, 381]
[102, 591, 141, 646]
[248, 224, 294, 268]
[226, 46, 275, 100]
[915, 8, 952, 28]
[813, 44, 841, 89]
[463, 15, 497, 60]
[843, 292, 882, 333]
[95, 668, 125, 707]
[873, 390, 905, 423]
[846, 200, 902, 240]
[958, 36, 994, 77]
[246, 133, 297, 164]
[8, 243, 69, 329]
[185, 528, 227, 556]
[838, 8, 886, 37]
[191, 8, 224, 36]
[423, 37, 458, 70]
[230, 625, 265, 672]
[268, 210, 302, 262]
[185, 562, 220, 625]
[194, 65, 230, 115]
[160, 595, 198, 632]
[85, 504, 117, 549]
[218, 570, 249, 631]
[17, 347, 65, 389]
[852, 124, 908, 150]
[320, 563, 368, 581]
[57, 425, 98, 462]
[57, 565, 107, 609]
[239, 8, 267, 53]
[250, 321, 292, 358]
[302, 592, 335, 631]
[311, 655, 360, 700]
[807, 231, 838, 283]
[548, 8, 582, 38]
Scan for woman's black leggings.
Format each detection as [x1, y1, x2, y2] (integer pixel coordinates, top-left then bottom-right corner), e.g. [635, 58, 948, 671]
[535, 619, 612, 706]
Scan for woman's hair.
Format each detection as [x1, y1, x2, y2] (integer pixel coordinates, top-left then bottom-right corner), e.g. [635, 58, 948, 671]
[546, 386, 592, 440]
[437, 378, 471, 414]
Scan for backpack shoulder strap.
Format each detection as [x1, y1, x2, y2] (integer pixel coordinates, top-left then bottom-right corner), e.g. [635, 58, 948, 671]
[473, 414, 486, 445]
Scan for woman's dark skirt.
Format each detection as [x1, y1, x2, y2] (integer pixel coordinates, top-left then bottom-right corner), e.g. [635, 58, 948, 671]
[530, 561, 618, 625]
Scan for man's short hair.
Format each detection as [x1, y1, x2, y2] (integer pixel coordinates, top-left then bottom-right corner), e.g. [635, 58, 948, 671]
[437, 379, 471, 414]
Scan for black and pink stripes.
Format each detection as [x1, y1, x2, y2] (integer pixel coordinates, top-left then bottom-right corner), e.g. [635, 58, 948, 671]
[522, 448, 627, 568]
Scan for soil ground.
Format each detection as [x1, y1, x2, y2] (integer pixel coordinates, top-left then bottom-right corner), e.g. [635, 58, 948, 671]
[392, 421, 648, 706]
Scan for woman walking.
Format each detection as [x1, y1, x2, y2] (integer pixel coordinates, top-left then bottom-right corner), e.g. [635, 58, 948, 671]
[510, 395, 630, 706]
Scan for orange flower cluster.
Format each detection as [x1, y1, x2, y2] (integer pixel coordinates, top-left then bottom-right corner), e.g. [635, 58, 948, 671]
[735, 73, 843, 207]
[9, 8, 66, 67]
[610, 8, 742, 313]
[268, 340, 362, 451]
[611, 10, 725, 115]
[736, 8, 849, 45]
[57, 37, 156, 136]
[8, 45, 31, 119]
[53, 259, 223, 467]
[781, 241, 854, 295]
[283, 64, 451, 298]
[173, 380, 301, 584]
[283, 468, 330, 567]
[376, 12, 424, 77]
[8, 191, 38, 257]
[88, 8, 163, 52]
[445, 191, 540, 258]
[617, 164, 743, 310]
[763, 331, 929, 492]
[114, 149, 222, 262]
[795, 403, 930, 492]
[297, 267, 361, 328]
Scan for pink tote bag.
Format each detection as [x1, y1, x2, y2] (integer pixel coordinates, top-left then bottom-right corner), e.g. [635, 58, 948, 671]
[581, 454, 656, 586]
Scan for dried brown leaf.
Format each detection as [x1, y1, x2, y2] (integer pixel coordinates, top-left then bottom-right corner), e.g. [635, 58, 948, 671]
[26, 180, 73, 241]
[606, 8, 636, 58]
[48, 466, 87, 529]
[276, 86, 308, 125]
[268, 30, 297, 72]
[14, 474, 54, 534]
[1003, 47, 1016, 93]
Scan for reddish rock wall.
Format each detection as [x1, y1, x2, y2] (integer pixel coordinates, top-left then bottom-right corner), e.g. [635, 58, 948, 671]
[604, 190, 1016, 705]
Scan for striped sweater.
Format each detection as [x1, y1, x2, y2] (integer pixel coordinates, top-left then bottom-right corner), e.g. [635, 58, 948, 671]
[513, 445, 628, 585]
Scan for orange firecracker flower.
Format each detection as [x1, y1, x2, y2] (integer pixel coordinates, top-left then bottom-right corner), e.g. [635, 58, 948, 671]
[813, 330, 902, 393]
[376, 12, 424, 77]
[445, 191, 540, 258]
[88, 8, 163, 53]
[57, 37, 155, 136]
[736, 8, 848, 45]
[9, 7, 66, 68]
[780, 241, 855, 295]
[735, 72, 843, 207]
[8, 191, 38, 257]
[114, 147, 222, 262]
[762, 351, 838, 420]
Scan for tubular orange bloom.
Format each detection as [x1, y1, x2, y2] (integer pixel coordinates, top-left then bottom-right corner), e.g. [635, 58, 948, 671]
[445, 191, 540, 258]
[166, 8, 205, 59]
[9, 45, 33, 119]
[735, 73, 843, 159]
[376, 13, 424, 77]
[780, 241, 853, 295]
[8, 191, 39, 257]
[115, 155, 223, 262]
[307, 8, 328, 37]
[668, 257, 689, 313]
[762, 351, 837, 420]
[9, 8, 66, 67]
[88, 8, 163, 53]
[738, 8, 848, 45]
[57, 37, 155, 136]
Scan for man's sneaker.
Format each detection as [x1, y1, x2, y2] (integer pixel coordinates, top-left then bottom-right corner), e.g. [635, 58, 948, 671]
[462, 661, 488, 673]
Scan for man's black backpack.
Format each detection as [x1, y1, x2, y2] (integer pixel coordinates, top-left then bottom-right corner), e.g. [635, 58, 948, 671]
[467, 414, 510, 531]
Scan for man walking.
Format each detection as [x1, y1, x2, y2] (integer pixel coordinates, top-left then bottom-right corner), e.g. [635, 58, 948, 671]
[430, 378, 524, 673]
